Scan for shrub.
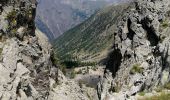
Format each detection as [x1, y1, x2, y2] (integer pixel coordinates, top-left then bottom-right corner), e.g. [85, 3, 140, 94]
[138, 92, 170, 100]
[0, 48, 3, 54]
[161, 19, 169, 28]
[155, 86, 163, 92]
[92, 66, 97, 71]
[70, 70, 76, 79]
[78, 81, 84, 88]
[160, 35, 166, 43]
[50, 53, 67, 75]
[164, 82, 170, 90]
[109, 82, 121, 93]
[11, 28, 17, 34]
[76, 69, 83, 74]
[130, 64, 144, 74]
[6, 10, 17, 20]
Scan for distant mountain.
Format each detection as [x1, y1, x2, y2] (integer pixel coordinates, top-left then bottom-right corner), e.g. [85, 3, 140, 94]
[36, 0, 129, 40]
[53, 3, 132, 63]
[35, 15, 54, 41]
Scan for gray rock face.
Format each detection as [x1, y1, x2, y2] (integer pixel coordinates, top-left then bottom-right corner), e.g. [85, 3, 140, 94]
[0, 1, 91, 100]
[0, 0, 54, 99]
[98, 0, 170, 99]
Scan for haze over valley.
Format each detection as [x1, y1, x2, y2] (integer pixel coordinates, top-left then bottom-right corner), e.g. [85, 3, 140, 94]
[36, 0, 129, 40]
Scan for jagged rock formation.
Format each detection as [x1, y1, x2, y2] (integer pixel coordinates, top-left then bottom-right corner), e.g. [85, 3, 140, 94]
[98, 0, 170, 99]
[0, 0, 55, 99]
[0, 0, 91, 100]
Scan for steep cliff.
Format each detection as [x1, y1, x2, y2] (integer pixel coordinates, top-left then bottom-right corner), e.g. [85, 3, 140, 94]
[0, 1, 97, 100]
[0, 0, 56, 99]
[98, 0, 170, 99]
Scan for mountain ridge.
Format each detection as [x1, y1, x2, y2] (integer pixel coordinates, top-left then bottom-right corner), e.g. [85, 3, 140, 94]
[36, 0, 131, 40]
[54, 2, 132, 65]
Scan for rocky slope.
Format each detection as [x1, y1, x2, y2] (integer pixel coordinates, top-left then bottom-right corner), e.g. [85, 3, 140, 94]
[0, 0, 90, 100]
[36, 0, 130, 40]
[98, 0, 170, 99]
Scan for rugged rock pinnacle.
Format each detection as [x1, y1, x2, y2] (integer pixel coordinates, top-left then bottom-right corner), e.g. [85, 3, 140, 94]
[98, 0, 170, 99]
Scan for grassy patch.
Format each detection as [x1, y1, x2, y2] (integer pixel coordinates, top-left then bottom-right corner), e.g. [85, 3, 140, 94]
[6, 10, 17, 21]
[160, 35, 166, 43]
[164, 82, 170, 90]
[50, 53, 67, 75]
[114, 85, 121, 93]
[161, 19, 169, 28]
[138, 92, 146, 96]
[70, 69, 76, 79]
[109, 82, 121, 93]
[138, 92, 170, 100]
[155, 86, 163, 92]
[154, 82, 170, 93]
[130, 64, 144, 74]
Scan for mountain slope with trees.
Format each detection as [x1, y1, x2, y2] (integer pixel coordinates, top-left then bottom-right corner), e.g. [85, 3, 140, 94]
[36, 0, 130, 40]
[54, 3, 132, 65]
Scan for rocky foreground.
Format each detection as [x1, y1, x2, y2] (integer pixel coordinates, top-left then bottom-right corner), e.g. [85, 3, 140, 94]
[0, 0, 90, 100]
[1, 0, 170, 100]
[98, 0, 170, 100]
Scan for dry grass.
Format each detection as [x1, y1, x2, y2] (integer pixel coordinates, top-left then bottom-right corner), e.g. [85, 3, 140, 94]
[130, 64, 144, 74]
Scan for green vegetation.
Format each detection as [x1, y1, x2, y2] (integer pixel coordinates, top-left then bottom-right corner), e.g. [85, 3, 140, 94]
[6, 10, 17, 28]
[5, 10, 18, 37]
[161, 19, 169, 28]
[50, 53, 67, 74]
[0, 48, 3, 53]
[91, 66, 97, 71]
[130, 64, 144, 74]
[164, 82, 170, 90]
[53, 4, 130, 63]
[154, 82, 170, 93]
[155, 86, 163, 92]
[139, 83, 170, 100]
[138, 92, 170, 100]
[6, 10, 17, 21]
[138, 92, 146, 96]
[61, 60, 97, 68]
[162, 23, 169, 28]
[109, 82, 121, 93]
[70, 69, 76, 79]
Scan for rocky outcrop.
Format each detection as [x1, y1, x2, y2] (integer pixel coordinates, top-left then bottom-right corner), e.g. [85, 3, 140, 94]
[0, 0, 93, 100]
[0, 1, 56, 99]
[98, 0, 170, 99]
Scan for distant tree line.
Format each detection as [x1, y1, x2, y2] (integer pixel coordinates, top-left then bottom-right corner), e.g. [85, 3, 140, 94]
[61, 60, 97, 68]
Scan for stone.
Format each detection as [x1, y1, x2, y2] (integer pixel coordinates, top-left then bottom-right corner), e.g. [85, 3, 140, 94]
[98, 0, 170, 99]
[17, 27, 26, 39]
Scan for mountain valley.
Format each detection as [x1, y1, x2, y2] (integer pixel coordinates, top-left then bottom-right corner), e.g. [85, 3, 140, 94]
[36, 0, 129, 40]
[53, 3, 132, 67]
[0, 0, 170, 100]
